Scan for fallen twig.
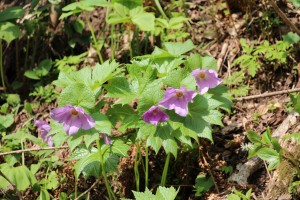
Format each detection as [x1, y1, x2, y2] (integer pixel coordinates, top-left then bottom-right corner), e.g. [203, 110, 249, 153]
[269, 0, 300, 36]
[74, 176, 102, 200]
[234, 88, 300, 101]
[0, 146, 68, 156]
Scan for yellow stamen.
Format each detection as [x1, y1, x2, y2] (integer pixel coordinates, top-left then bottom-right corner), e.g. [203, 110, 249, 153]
[199, 71, 206, 79]
[152, 109, 158, 115]
[71, 109, 78, 115]
[176, 91, 183, 98]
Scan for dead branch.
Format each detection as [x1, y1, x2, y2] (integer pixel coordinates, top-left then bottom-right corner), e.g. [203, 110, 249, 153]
[234, 88, 300, 101]
[0, 146, 68, 156]
[268, 0, 300, 35]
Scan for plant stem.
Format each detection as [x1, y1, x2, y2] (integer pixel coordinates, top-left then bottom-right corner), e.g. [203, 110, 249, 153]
[153, 0, 168, 19]
[145, 146, 149, 189]
[127, 23, 133, 60]
[134, 143, 140, 192]
[110, 25, 115, 60]
[21, 140, 25, 166]
[96, 140, 116, 200]
[85, 13, 104, 64]
[0, 39, 5, 90]
[160, 152, 171, 187]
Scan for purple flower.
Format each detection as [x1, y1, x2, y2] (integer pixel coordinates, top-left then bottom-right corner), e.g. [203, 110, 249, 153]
[142, 106, 169, 126]
[191, 69, 222, 94]
[50, 104, 96, 135]
[158, 86, 197, 117]
[102, 134, 112, 145]
[34, 120, 53, 147]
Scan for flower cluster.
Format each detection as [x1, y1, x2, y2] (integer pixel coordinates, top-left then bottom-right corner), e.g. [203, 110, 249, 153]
[50, 104, 95, 135]
[35, 104, 97, 146]
[34, 68, 221, 145]
[35, 120, 53, 147]
[142, 68, 221, 126]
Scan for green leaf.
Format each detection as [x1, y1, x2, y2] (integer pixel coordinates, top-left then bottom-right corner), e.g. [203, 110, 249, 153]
[201, 56, 218, 71]
[290, 0, 300, 8]
[92, 60, 119, 86]
[38, 189, 50, 200]
[227, 194, 241, 200]
[0, 6, 25, 22]
[73, 19, 85, 34]
[0, 175, 10, 189]
[0, 164, 37, 191]
[247, 130, 261, 144]
[83, 128, 99, 147]
[261, 127, 272, 145]
[0, 22, 21, 43]
[58, 83, 95, 110]
[92, 112, 112, 134]
[0, 114, 14, 130]
[282, 32, 300, 44]
[133, 186, 179, 200]
[143, 124, 178, 157]
[163, 68, 189, 88]
[104, 77, 136, 104]
[106, 104, 139, 132]
[194, 174, 214, 197]
[131, 12, 155, 31]
[156, 186, 179, 200]
[127, 62, 157, 94]
[138, 79, 164, 114]
[289, 93, 300, 114]
[74, 151, 101, 179]
[168, 95, 223, 142]
[256, 147, 281, 170]
[24, 70, 40, 80]
[133, 188, 156, 199]
[110, 140, 130, 157]
[146, 131, 163, 154]
[103, 153, 119, 173]
[112, 0, 142, 9]
[163, 39, 195, 56]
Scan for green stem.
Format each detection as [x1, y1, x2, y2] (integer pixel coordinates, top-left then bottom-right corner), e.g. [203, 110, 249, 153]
[153, 0, 168, 19]
[0, 40, 5, 90]
[85, 13, 104, 64]
[21, 140, 25, 166]
[145, 146, 149, 189]
[110, 25, 115, 60]
[134, 143, 140, 192]
[127, 24, 133, 60]
[75, 179, 78, 198]
[96, 140, 116, 200]
[160, 153, 171, 187]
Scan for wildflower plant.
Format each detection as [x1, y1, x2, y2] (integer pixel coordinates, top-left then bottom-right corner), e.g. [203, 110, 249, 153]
[0, 39, 231, 199]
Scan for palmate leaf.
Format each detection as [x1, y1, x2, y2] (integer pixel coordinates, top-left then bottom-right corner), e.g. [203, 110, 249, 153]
[0, 6, 25, 22]
[58, 83, 95, 110]
[163, 39, 195, 56]
[127, 62, 157, 94]
[256, 147, 281, 170]
[131, 12, 155, 31]
[106, 104, 139, 132]
[138, 79, 164, 114]
[208, 85, 232, 113]
[132, 186, 179, 200]
[0, 164, 37, 191]
[74, 151, 101, 179]
[168, 95, 223, 142]
[0, 22, 21, 43]
[104, 77, 137, 104]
